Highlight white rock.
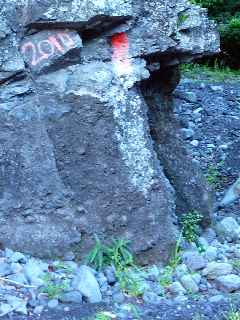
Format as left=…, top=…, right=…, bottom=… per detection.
left=169, top=281, right=186, bottom=295
left=202, top=228, right=216, bottom=244
left=6, top=296, right=27, bottom=315
left=180, top=275, right=199, bottom=293
left=72, top=265, right=102, bottom=303
left=173, top=294, right=188, bottom=304
left=181, top=128, right=194, bottom=140
left=23, top=259, right=44, bottom=286
left=192, top=273, right=201, bottom=285
left=10, top=252, right=27, bottom=263
left=59, top=291, right=82, bottom=303
left=190, top=140, right=199, bottom=147
left=175, top=264, right=188, bottom=279
left=202, top=262, right=233, bottom=279
left=0, top=303, right=12, bottom=315
left=204, top=246, right=218, bottom=262
left=183, top=251, right=206, bottom=271
left=48, top=299, right=59, bottom=309
left=198, top=237, right=209, bottom=249
left=210, top=85, right=223, bottom=92
left=216, top=217, right=240, bottom=241
left=216, top=274, right=240, bottom=292
left=33, top=305, right=44, bottom=315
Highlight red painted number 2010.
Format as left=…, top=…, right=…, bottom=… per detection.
left=21, top=32, right=75, bottom=66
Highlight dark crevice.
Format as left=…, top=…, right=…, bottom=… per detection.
left=140, top=66, right=212, bottom=227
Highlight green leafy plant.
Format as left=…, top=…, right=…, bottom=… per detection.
left=158, top=233, right=183, bottom=288
left=192, top=313, right=204, bottom=320
left=205, top=160, right=227, bottom=190
left=41, top=273, right=69, bottom=299
left=231, top=259, right=240, bottom=271
left=86, top=236, right=134, bottom=271
left=87, top=237, right=145, bottom=297
left=169, top=232, right=183, bottom=270
left=86, top=236, right=108, bottom=270
left=117, top=269, right=145, bottom=297
left=124, top=304, right=141, bottom=319
left=53, top=262, right=74, bottom=274
left=182, top=211, right=203, bottom=243
left=94, top=312, right=115, bottom=320
left=181, top=63, right=240, bottom=81
left=206, top=164, right=221, bottom=187
left=159, top=266, right=173, bottom=287
left=178, top=12, right=189, bottom=27
left=105, top=239, right=134, bottom=270
left=225, top=306, right=240, bottom=320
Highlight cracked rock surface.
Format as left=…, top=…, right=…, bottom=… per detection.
left=0, top=0, right=219, bottom=261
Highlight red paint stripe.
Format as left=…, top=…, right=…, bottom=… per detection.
left=111, top=32, right=132, bottom=74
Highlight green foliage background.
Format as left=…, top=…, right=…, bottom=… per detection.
left=191, top=0, right=240, bottom=68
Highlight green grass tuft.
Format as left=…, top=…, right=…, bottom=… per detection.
left=181, top=63, right=240, bottom=81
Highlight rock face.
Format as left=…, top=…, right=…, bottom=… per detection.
left=0, top=0, right=219, bottom=262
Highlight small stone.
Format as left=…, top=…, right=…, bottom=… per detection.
left=210, top=85, right=223, bottom=92
left=198, top=237, right=209, bottom=249
left=181, top=128, right=194, bottom=140
left=10, top=252, right=27, bottom=263
left=33, top=305, right=44, bottom=315
left=146, top=265, right=161, bottom=281
left=96, top=272, right=108, bottom=290
left=148, top=282, right=165, bottom=296
left=219, top=144, right=228, bottom=151
left=175, top=264, right=188, bottom=279
left=37, top=293, right=49, bottom=306
left=71, top=265, right=102, bottom=303
left=48, top=299, right=59, bottom=309
left=0, top=262, right=12, bottom=276
left=6, top=295, right=27, bottom=315
left=192, top=273, right=201, bottom=285
left=104, top=266, right=117, bottom=284
left=28, top=299, right=38, bottom=308
left=233, top=245, right=240, bottom=258
left=10, top=262, right=23, bottom=274
left=185, top=92, right=198, bottom=103
left=7, top=273, right=28, bottom=285
left=112, top=292, right=125, bottom=303
left=190, top=140, right=199, bottom=147
left=202, top=228, right=216, bottom=244
left=59, top=291, right=82, bottom=304
left=209, top=295, right=225, bottom=303
left=202, top=262, right=233, bottom=279
left=216, top=274, right=240, bottom=292
left=4, top=248, right=14, bottom=259
left=204, top=246, right=218, bottom=262
left=64, top=306, right=70, bottom=312
left=63, top=252, right=75, bottom=261
left=173, top=294, right=188, bottom=304
left=207, top=143, right=215, bottom=149
left=180, top=275, right=199, bottom=293
left=0, top=303, right=12, bottom=314
left=183, top=251, right=206, bottom=271
left=216, top=217, right=240, bottom=241
left=143, top=291, right=164, bottom=304
left=23, top=259, right=44, bottom=286
left=168, top=281, right=186, bottom=296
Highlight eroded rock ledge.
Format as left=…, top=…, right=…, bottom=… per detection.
left=0, top=0, right=219, bottom=262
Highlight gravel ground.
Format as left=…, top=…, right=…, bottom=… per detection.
left=1, top=75, right=240, bottom=320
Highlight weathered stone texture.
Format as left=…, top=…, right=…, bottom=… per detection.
left=0, top=0, right=219, bottom=262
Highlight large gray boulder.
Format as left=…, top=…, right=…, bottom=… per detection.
left=0, top=0, right=219, bottom=263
